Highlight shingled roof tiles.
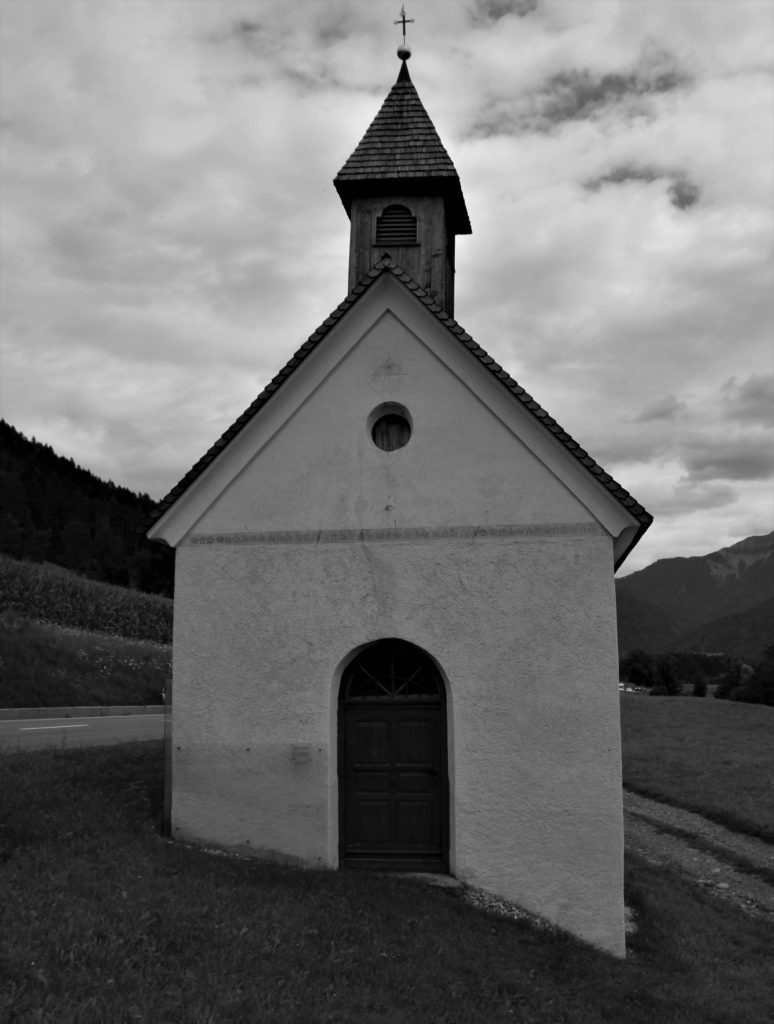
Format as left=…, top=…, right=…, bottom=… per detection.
left=334, top=61, right=471, bottom=234
left=335, top=62, right=459, bottom=180
left=148, top=256, right=652, bottom=563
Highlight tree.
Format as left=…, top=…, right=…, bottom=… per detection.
left=732, top=648, right=774, bottom=707
left=620, top=650, right=657, bottom=689
left=655, top=655, right=682, bottom=695
left=93, top=518, right=128, bottom=585
left=692, top=676, right=707, bottom=697
left=0, top=513, right=25, bottom=558
left=61, top=521, right=92, bottom=572
left=620, top=651, right=684, bottom=695
left=24, top=527, right=51, bottom=562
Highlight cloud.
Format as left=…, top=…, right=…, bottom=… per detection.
left=585, top=164, right=662, bottom=188
left=470, top=0, right=540, bottom=23
left=680, top=435, right=774, bottom=482
left=583, top=164, right=701, bottom=210
left=633, top=394, right=688, bottom=422
left=658, top=480, right=738, bottom=517
left=469, top=45, right=690, bottom=136
left=613, top=460, right=738, bottom=520
left=232, top=19, right=262, bottom=40
left=721, top=374, right=774, bottom=427
left=536, top=61, right=687, bottom=123
left=668, top=176, right=701, bottom=210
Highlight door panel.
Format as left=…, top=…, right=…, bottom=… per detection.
left=342, top=704, right=446, bottom=869
left=350, top=719, right=391, bottom=763
left=394, top=798, right=435, bottom=844
left=354, top=771, right=390, bottom=793
left=394, top=770, right=430, bottom=793
left=394, top=716, right=435, bottom=762
left=355, top=800, right=392, bottom=844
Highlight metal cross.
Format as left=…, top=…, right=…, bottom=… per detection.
left=394, top=5, right=414, bottom=42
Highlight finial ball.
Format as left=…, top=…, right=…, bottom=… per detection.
left=397, top=43, right=412, bottom=61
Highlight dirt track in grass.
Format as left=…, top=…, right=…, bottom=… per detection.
left=624, top=790, right=774, bottom=922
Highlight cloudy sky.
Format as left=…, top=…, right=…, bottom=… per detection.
left=1, top=0, right=772, bottom=574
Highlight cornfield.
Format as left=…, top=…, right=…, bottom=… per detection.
left=0, top=554, right=172, bottom=644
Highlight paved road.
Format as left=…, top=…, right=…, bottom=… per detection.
left=0, top=713, right=166, bottom=752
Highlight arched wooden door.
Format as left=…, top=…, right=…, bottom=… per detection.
left=338, top=639, right=448, bottom=872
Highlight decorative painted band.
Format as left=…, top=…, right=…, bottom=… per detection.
left=188, top=523, right=606, bottom=547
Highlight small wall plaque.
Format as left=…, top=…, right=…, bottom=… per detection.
left=290, top=744, right=312, bottom=764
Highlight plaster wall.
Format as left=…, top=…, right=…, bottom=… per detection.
left=171, top=529, right=625, bottom=955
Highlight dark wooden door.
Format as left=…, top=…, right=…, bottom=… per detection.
left=339, top=640, right=448, bottom=872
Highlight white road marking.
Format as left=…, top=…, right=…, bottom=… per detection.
left=20, top=724, right=89, bottom=731
left=8, top=714, right=165, bottom=724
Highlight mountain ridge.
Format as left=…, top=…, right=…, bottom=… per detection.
left=616, top=531, right=774, bottom=660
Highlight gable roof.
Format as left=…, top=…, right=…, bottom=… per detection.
left=148, top=256, right=652, bottom=563
left=334, top=61, right=471, bottom=235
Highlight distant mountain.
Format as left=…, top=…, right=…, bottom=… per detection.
left=0, top=420, right=173, bottom=595
left=616, top=532, right=774, bottom=660
left=669, top=597, right=774, bottom=661
left=614, top=588, right=683, bottom=655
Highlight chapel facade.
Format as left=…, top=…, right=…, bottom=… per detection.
left=148, top=51, right=651, bottom=957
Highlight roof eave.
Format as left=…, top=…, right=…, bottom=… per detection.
left=613, top=519, right=652, bottom=571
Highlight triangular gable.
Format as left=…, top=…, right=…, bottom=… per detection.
left=147, top=257, right=651, bottom=566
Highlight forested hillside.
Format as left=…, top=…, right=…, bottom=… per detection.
left=0, top=420, right=173, bottom=595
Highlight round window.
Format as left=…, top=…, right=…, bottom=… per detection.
left=369, top=403, right=412, bottom=452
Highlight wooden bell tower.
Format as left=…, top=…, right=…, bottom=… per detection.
left=333, top=56, right=471, bottom=316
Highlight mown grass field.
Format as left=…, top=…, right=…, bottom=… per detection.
left=0, top=555, right=171, bottom=708
left=1, top=741, right=772, bottom=1024
left=0, top=610, right=170, bottom=708
left=620, top=695, right=774, bottom=842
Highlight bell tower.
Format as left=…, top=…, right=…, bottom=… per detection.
left=333, top=49, right=471, bottom=316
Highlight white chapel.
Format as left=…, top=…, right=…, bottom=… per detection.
left=148, top=45, right=652, bottom=957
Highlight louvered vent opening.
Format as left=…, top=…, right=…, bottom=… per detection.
left=375, top=204, right=417, bottom=246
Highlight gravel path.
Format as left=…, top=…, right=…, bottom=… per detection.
left=624, top=790, right=774, bottom=922
left=405, top=792, right=774, bottom=929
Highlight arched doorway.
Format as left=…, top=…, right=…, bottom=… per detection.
left=338, top=639, right=449, bottom=872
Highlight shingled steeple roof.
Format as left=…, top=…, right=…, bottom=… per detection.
left=334, top=61, right=471, bottom=235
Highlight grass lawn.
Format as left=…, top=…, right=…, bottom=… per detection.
left=620, top=695, right=774, bottom=841
left=1, top=743, right=772, bottom=1023
left=0, top=610, right=169, bottom=708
